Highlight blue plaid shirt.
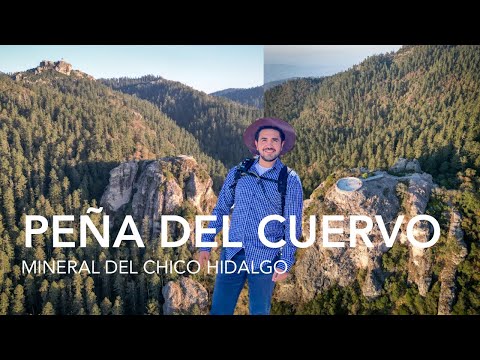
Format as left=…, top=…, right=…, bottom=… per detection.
left=200, top=156, right=303, bottom=272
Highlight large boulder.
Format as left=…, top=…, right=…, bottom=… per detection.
left=162, top=277, right=208, bottom=315
left=389, top=157, right=422, bottom=174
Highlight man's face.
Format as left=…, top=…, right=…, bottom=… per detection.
left=255, top=128, right=284, bottom=162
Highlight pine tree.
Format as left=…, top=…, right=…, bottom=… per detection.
left=48, top=281, right=61, bottom=310
left=146, top=299, right=160, bottom=315
left=39, top=279, right=49, bottom=307
left=91, top=304, right=101, bottom=315
left=72, top=273, right=84, bottom=315
left=11, top=284, right=25, bottom=315
left=84, top=277, right=98, bottom=315
left=41, top=301, right=55, bottom=315
left=112, top=296, right=123, bottom=315
left=0, top=291, right=9, bottom=315
left=23, top=274, right=37, bottom=314
left=100, top=297, right=112, bottom=315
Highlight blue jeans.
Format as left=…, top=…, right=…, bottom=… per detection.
left=210, top=249, right=276, bottom=315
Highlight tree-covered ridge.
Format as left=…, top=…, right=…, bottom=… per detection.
left=210, top=86, right=264, bottom=109
left=266, top=45, right=480, bottom=315
left=266, top=45, right=480, bottom=197
left=265, top=77, right=323, bottom=124
left=102, top=76, right=263, bottom=168
left=0, top=70, right=228, bottom=314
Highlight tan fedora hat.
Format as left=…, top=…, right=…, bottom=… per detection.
left=243, top=117, right=296, bottom=156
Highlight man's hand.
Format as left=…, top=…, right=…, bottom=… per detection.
left=272, top=268, right=289, bottom=282
left=197, top=251, right=210, bottom=269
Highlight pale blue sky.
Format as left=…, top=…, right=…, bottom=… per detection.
left=265, top=45, right=403, bottom=82
left=265, top=45, right=402, bottom=66
left=0, top=45, right=264, bottom=93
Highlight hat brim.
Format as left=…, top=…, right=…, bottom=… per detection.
left=243, top=117, right=296, bottom=156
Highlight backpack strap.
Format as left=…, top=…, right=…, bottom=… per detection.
left=277, top=165, right=292, bottom=216
left=229, top=157, right=256, bottom=193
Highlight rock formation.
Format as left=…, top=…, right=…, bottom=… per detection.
left=14, top=60, right=95, bottom=81
left=101, top=155, right=217, bottom=244
left=389, top=157, right=422, bottom=174
left=276, top=158, right=440, bottom=304
left=162, top=277, right=209, bottom=315
left=437, top=209, right=467, bottom=315
left=100, top=155, right=217, bottom=315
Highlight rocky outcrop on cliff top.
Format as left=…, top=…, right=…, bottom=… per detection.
left=276, top=158, right=439, bottom=303
left=14, top=60, right=95, bottom=81
left=100, top=155, right=217, bottom=244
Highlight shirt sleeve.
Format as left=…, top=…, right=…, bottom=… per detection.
left=199, top=166, right=237, bottom=252
left=276, top=171, right=303, bottom=272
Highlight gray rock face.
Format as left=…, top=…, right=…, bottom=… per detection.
left=294, top=172, right=402, bottom=301
left=279, top=165, right=437, bottom=303
left=101, top=161, right=138, bottom=212
left=37, top=60, right=72, bottom=75
left=437, top=210, right=468, bottom=315
left=162, top=277, right=208, bottom=315
left=406, top=173, right=434, bottom=215
left=55, top=60, right=73, bottom=75
left=100, top=156, right=217, bottom=241
left=400, top=172, right=435, bottom=296
left=100, top=156, right=217, bottom=315
left=389, top=157, right=422, bottom=174
left=405, top=160, right=422, bottom=173
left=14, top=60, right=95, bottom=81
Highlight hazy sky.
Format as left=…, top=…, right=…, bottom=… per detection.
left=265, top=45, right=402, bottom=79
left=0, top=45, right=264, bottom=93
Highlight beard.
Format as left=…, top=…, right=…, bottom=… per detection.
left=259, top=150, right=280, bottom=162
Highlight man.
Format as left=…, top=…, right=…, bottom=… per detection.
left=198, top=117, right=303, bottom=315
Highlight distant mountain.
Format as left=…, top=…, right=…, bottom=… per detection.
left=209, top=80, right=302, bottom=109
left=102, top=76, right=262, bottom=168
left=265, top=63, right=335, bottom=83
left=263, top=79, right=295, bottom=90
left=210, top=86, right=263, bottom=109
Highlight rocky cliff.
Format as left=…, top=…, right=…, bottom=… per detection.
left=14, top=60, right=95, bottom=81
left=437, top=209, right=468, bottom=315
left=162, top=277, right=209, bottom=315
left=100, top=155, right=217, bottom=314
left=101, top=155, right=217, bottom=244
left=275, top=158, right=466, bottom=315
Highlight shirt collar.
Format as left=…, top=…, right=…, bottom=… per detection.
left=253, top=156, right=284, bottom=172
